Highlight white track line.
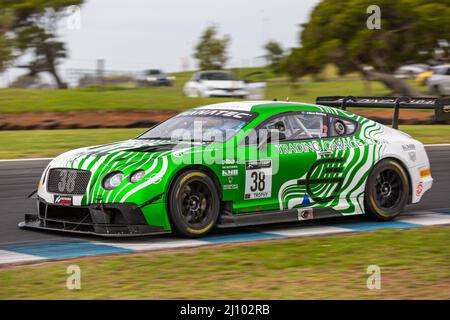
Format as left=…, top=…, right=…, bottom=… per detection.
left=424, top=143, right=450, bottom=147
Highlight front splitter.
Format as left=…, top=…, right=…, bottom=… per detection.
left=19, top=214, right=170, bottom=238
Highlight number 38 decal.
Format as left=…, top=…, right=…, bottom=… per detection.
left=245, top=160, right=272, bottom=199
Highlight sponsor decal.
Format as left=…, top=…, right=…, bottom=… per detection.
left=224, top=184, right=239, bottom=190
left=180, top=109, right=256, bottom=120
left=245, top=160, right=272, bottom=199
left=419, top=167, right=431, bottom=178
left=416, top=182, right=424, bottom=197
left=54, top=194, right=73, bottom=206
left=227, top=176, right=234, bottom=184
left=222, top=169, right=238, bottom=176
left=221, top=159, right=236, bottom=165
left=402, top=144, right=416, bottom=152
left=408, top=151, right=416, bottom=162
left=222, top=165, right=238, bottom=169
left=275, top=138, right=387, bottom=155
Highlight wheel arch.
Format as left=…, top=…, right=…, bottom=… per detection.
left=167, top=165, right=223, bottom=200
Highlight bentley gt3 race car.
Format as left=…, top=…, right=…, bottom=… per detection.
left=20, top=96, right=449, bottom=237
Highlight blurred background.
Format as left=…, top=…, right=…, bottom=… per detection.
left=0, top=0, right=449, bottom=158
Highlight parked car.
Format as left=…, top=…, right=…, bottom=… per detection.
left=136, top=69, right=174, bottom=86
left=426, top=65, right=450, bottom=96
left=183, top=70, right=265, bottom=99
left=395, top=64, right=430, bottom=79
left=242, top=71, right=267, bottom=100
left=416, top=65, right=446, bottom=86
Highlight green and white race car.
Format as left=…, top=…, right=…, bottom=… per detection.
left=21, top=96, right=448, bottom=237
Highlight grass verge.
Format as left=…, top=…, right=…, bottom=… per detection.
left=0, top=74, right=429, bottom=113
left=0, top=125, right=448, bottom=159
left=0, top=226, right=449, bottom=299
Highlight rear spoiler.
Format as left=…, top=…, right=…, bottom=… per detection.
left=315, top=96, right=450, bottom=129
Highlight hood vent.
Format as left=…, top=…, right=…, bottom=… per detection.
left=126, top=144, right=179, bottom=153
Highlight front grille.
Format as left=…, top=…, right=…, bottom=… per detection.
left=47, top=168, right=91, bottom=195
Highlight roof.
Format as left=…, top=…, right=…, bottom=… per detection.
left=195, top=100, right=327, bottom=115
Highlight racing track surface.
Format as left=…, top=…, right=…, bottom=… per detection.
left=0, top=145, right=449, bottom=265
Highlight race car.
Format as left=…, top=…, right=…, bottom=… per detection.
left=20, top=97, right=449, bottom=238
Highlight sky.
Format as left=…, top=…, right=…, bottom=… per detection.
left=1, top=0, right=321, bottom=86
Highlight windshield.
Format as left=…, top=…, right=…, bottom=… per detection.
left=202, top=72, right=234, bottom=81
left=138, top=109, right=257, bottom=142
left=146, top=70, right=161, bottom=75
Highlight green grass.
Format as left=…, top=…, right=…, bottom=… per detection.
left=0, top=226, right=449, bottom=299
left=0, top=128, right=143, bottom=158
left=0, top=125, right=448, bottom=159
left=401, top=125, right=450, bottom=144
left=0, top=66, right=430, bottom=113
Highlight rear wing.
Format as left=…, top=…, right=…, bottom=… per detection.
left=315, top=96, right=450, bottom=129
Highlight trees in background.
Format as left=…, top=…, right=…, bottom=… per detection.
left=0, top=0, right=83, bottom=88
left=284, top=0, right=450, bottom=95
left=194, top=25, right=230, bottom=70
left=263, top=40, right=284, bottom=74
left=0, top=8, right=14, bottom=71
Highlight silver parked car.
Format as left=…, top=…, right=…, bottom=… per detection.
left=426, top=65, right=450, bottom=96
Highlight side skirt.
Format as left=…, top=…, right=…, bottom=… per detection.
left=216, top=207, right=348, bottom=229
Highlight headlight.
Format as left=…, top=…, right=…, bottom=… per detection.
left=102, top=172, right=124, bottom=190
left=130, top=170, right=145, bottom=183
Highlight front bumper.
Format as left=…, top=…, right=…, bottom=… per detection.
left=19, top=200, right=168, bottom=237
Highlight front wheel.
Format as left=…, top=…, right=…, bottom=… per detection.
left=168, top=170, right=220, bottom=238
left=364, top=159, right=409, bottom=220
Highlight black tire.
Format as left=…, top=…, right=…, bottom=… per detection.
left=433, top=85, right=443, bottom=97
left=364, top=159, right=409, bottom=221
left=168, top=170, right=220, bottom=238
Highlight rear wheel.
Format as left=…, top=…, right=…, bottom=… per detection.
left=168, top=170, right=220, bottom=238
left=364, top=159, right=409, bottom=220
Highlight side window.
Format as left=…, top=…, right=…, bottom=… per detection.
left=289, top=113, right=327, bottom=140
left=259, top=115, right=294, bottom=141
left=329, top=117, right=357, bottom=137
left=446, top=68, right=450, bottom=76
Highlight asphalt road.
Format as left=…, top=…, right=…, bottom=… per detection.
left=1, top=145, right=449, bottom=246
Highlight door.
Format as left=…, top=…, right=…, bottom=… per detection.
left=234, top=111, right=329, bottom=213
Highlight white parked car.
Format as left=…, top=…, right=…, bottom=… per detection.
left=183, top=71, right=265, bottom=99
left=426, top=65, right=450, bottom=96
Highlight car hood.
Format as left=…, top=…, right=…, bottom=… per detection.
left=49, top=139, right=202, bottom=171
